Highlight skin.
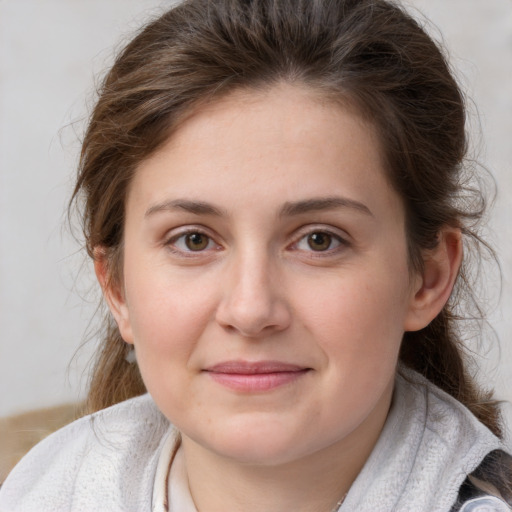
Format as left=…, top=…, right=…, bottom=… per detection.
left=98, top=84, right=462, bottom=512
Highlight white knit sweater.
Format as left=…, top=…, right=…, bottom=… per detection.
left=0, top=370, right=508, bottom=512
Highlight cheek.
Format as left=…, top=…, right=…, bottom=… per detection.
left=293, top=270, right=407, bottom=428
left=296, top=267, right=409, bottom=362
left=122, top=261, right=219, bottom=374
left=123, top=270, right=219, bottom=422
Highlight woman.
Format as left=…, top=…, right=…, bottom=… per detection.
left=1, top=0, right=510, bottom=511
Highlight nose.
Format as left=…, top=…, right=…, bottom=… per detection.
left=215, top=251, right=291, bottom=338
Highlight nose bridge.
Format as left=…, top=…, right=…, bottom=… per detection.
left=216, top=242, right=290, bottom=337
left=236, top=246, right=272, bottom=304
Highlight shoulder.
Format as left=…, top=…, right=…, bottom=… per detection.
left=397, top=369, right=512, bottom=512
left=452, top=449, right=512, bottom=512
left=0, top=394, right=173, bottom=512
left=397, top=368, right=502, bottom=456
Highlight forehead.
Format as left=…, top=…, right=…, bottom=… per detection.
left=128, top=83, right=402, bottom=222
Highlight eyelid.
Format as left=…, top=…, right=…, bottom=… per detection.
left=164, top=225, right=223, bottom=256
left=288, top=225, right=351, bottom=254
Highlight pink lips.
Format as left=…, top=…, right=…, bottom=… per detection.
left=204, top=361, right=310, bottom=392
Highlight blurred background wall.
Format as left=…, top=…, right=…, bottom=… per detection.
left=0, top=0, right=511, bottom=444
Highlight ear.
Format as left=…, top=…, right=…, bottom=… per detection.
left=404, top=227, right=463, bottom=332
left=94, top=247, right=134, bottom=344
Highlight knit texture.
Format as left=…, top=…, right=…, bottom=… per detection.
left=340, top=369, right=505, bottom=511
left=0, top=394, right=169, bottom=512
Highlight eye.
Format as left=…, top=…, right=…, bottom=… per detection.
left=167, top=230, right=218, bottom=253
left=294, top=230, right=345, bottom=253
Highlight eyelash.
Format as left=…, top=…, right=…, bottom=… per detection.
left=290, top=228, right=349, bottom=257
left=163, top=226, right=350, bottom=258
left=164, top=228, right=221, bottom=257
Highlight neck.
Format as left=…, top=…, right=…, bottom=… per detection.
left=183, top=443, right=351, bottom=512
left=180, top=387, right=393, bottom=512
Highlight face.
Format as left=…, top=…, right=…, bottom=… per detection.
left=109, top=84, right=422, bottom=466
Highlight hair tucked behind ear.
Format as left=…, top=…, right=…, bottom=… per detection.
left=83, top=319, right=145, bottom=412
left=72, top=0, right=502, bottom=436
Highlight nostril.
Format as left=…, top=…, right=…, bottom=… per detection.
left=215, top=297, right=292, bottom=338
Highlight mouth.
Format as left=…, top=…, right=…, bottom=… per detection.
left=203, top=361, right=311, bottom=392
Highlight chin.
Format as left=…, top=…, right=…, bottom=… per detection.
left=214, top=438, right=305, bottom=466
left=185, top=415, right=327, bottom=467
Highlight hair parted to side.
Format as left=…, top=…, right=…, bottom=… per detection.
left=71, top=0, right=502, bottom=435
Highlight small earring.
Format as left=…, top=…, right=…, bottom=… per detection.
left=125, top=347, right=137, bottom=364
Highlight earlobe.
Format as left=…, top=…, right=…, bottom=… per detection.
left=404, top=228, right=463, bottom=332
left=93, top=247, right=134, bottom=344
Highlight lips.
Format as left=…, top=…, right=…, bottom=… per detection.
left=204, top=361, right=310, bottom=392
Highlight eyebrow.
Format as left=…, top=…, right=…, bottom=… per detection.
left=279, top=197, right=373, bottom=217
left=145, top=199, right=227, bottom=218
left=145, top=196, right=373, bottom=218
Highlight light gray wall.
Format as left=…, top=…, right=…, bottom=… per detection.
left=1, top=0, right=511, bottom=443
left=0, top=0, right=171, bottom=414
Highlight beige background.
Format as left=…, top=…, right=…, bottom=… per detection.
left=0, top=1, right=511, bottom=446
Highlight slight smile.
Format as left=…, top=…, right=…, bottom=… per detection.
left=204, top=361, right=312, bottom=392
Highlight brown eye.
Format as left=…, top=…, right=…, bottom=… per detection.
left=307, top=232, right=333, bottom=251
left=185, top=232, right=210, bottom=251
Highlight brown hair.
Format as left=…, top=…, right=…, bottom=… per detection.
left=72, top=0, right=502, bottom=435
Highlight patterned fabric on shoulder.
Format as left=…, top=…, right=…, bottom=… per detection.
left=453, top=450, right=512, bottom=512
